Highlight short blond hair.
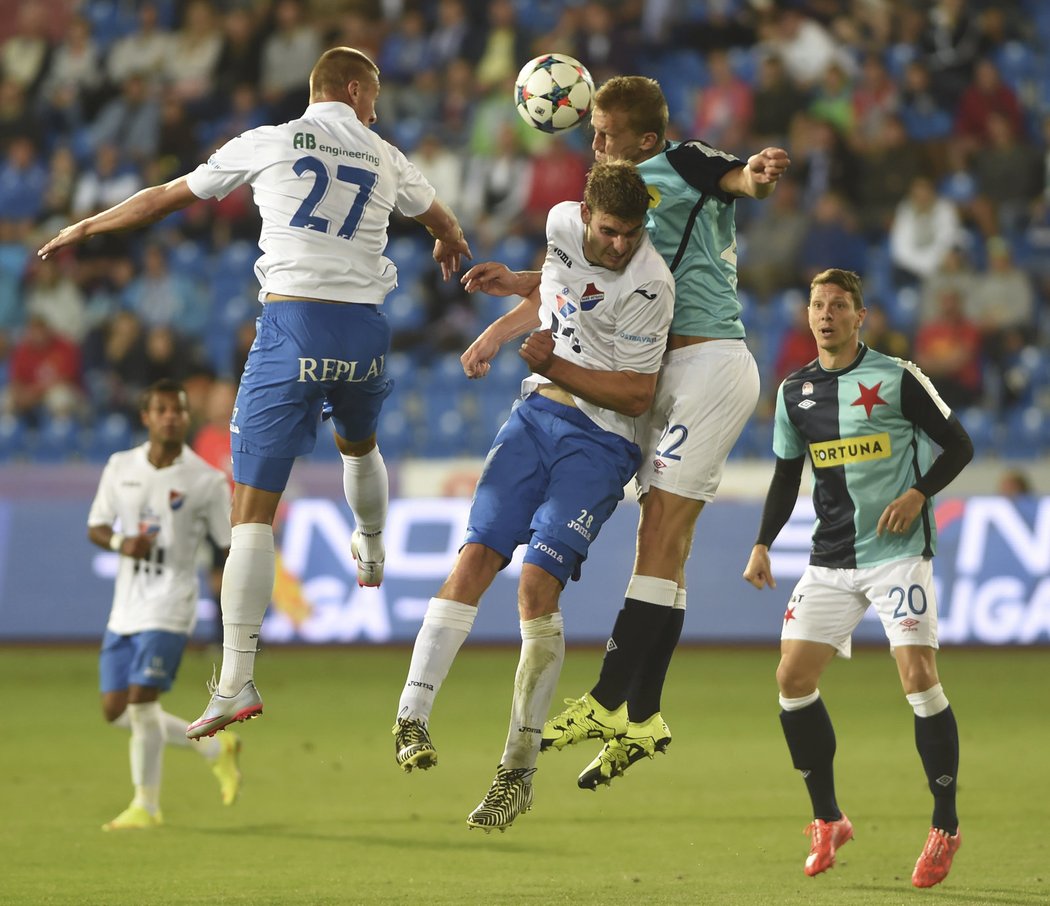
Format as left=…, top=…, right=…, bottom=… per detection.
left=593, top=76, right=668, bottom=144
left=310, top=47, right=379, bottom=100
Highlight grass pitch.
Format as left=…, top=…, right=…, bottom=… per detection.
left=1, top=645, right=1047, bottom=905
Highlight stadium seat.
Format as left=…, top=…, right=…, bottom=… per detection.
left=957, top=407, right=999, bottom=458
left=384, top=280, right=427, bottom=333
left=1002, top=406, right=1050, bottom=457
left=34, top=416, right=79, bottom=464
left=0, top=415, right=29, bottom=462
left=82, top=413, right=134, bottom=463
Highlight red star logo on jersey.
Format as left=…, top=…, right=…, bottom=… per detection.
left=783, top=606, right=796, bottom=623
left=851, top=381, right=888, bottom=418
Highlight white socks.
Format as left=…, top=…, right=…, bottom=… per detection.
left=779, top=689, right=821, bottom=711
left=625, top=575, right=679, bottom=607
left=500, top=612, right=565, bottom=770
left=907, top=683, right=950, bottom=718
left=217, top=523, right=275, bottom=696
left=112, top=707, right=219, bottom=759
left=127, top=701, right=163, bottom=812
left=342, top=447, right=388, bottom=559
left=398, top=598, right=477, bottom=721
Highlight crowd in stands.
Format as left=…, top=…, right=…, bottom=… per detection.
left=0, top=0, right=1048, bottom=464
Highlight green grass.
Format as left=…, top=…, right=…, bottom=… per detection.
left=2, top=645, right=1047, bottom=905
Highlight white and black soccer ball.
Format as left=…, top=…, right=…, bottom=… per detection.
left=514, top=53, right=595, bottom=134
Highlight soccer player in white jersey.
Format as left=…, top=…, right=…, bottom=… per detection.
left=39, top=48, right=472, bottom=740
left=391, top=160, right=675, bottom=832
left=461, top=76, right=790, bottom=789
left=88, top=380, right=236, bottom=831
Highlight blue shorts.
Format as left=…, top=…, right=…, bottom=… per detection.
left=99, top=629, right=188, bottom=694
left=232, top=301, right=394, bottom=491
left=464, top=394, right=641, bottom=585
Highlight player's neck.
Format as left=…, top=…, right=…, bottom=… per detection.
left=147, top=442, right=182, bottom=469
left=818, top=341, right=863, bottom=372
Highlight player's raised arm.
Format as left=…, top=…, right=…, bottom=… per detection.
left=462, top=262, right=541, bottom=298
left=37, top=176, right=199, bottom=260
left=415, top=197, right=472, bottom=281
left=461, top=291, right=542, bottom=379
left=719, top=147, right=791, bottom=200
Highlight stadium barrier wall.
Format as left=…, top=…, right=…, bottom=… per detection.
left=0, top=465, right=1047, bottom=645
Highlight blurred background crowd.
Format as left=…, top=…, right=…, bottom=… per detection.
left=0, top=0, right=1048, bottom=467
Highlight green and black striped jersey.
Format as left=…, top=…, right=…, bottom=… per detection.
left=773, top=345, right=959, bottom=569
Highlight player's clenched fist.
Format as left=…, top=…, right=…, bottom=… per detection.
left=519, top=329, right=556, bottom=373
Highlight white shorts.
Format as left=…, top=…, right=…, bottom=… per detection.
left=781, top=556, right=940, bottom=658
left=635, top=340, right=760, bottom=502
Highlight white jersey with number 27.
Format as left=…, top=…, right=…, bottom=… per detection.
left=186, top=102, right=437, bottom=305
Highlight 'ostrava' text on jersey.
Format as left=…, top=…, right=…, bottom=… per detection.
left=186, top=102, right=436, bottom=304
left=774, top=346, right=954, bottom=569
left=637, top=139, right=744, bottom=339
left=523, top=201, right=675, bottom=444
left=88, top=445, right=232, bottom=636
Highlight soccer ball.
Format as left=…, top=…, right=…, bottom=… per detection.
left=514, top=53, right=595, bottom=134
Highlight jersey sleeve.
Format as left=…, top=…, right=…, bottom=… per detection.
left=772, top=381, right=806, bottom=459
left=666, top=141, right=744, bottom=203
left=203, top=472, right=233, bottom=549
left=899, top=362, right=974, bottom=497
left=611, top=279, right=674, bottom=374
left=387, top=142, right=437, bottom=218
left=87, top=458, right=119, bottom=528
left=186, top=132, right=258, bottom=201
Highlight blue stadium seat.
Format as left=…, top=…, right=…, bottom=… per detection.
left=957, top=407, right=999, bottom=458
left=0, top=415, right=29, bottom=462
left=387, top=236, right=430, bottom=285
left=1002, top=406, right=1049, bottom=457
left=475, top=387, right=515, bottom=440
left=419, top=403, right=472, bottom=458
left=82, top=413, right=135, bottom=463
left=384, top=350, right=421, bottom=394
left=384, top=280, right=427, bottom=333
left=34, top=416, right=79, bottom=464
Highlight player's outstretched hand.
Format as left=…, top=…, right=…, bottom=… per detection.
left=519, top=329, right=555, bottom=373
left=38, top=220, right=90, bottom=260
left=461, top=333, right=500, bottom=379
left=742, top=545, right=776, bottom=590
left=461, top=261, right=517, bottom=296
left=433, top=234, right=473, bottom=281
left=747, top=147, right=791, bottom=185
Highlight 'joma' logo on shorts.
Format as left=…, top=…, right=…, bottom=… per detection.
left=532, top=541, right=564, bottom=563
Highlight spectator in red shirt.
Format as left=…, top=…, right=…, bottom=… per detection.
left=521, top=138, right=589, bottom=243
left=3, top=313, right=82, bottom=425
left=954, top=57, right=1023, bottom=155
left=914, top=287, right=983, bottom=410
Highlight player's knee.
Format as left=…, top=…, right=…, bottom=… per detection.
left=517, top=562, right=565, bottom=621
left=776, top=661, right=817, bottom=699
left=103, top=702, right=126, bottom=723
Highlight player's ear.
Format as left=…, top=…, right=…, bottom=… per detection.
left=580, top=202, right=591, bottom=225
left=639, top=131, right=658, bottom=152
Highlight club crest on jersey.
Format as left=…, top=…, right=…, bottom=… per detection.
left=556, top=293, right=578, bottom=316
left=802, top=382, right=814, bottom=396
left=169, top=490, right=185, bottom=510
left=580, top=282, right=605, bottom=311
